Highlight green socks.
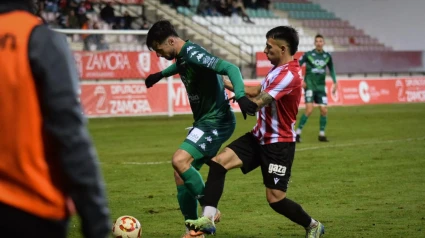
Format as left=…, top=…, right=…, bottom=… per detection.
left=177, top=166, right=205, bottom=220
left=298, top=114, right=309, bottom=130
left=320, top=115, right=327, bottom=132
left=180, top=166, right=205, bottom=198
left=177, top=185, right=198, bottom=220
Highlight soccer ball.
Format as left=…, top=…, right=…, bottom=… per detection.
left=112, top=215, right=142, bottom=238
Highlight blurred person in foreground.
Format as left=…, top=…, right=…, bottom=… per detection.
left=0, top=0, right=110, bottom=237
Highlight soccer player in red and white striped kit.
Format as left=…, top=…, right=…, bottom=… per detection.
left=185, top=26, right=325, bottom=238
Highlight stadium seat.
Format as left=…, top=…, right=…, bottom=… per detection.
left=175, top=0, right=387, bottom=54
left=177, top=6, right=194, bottom=17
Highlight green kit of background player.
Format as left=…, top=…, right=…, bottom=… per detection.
left=144, top=20, right=257, bottom=238
left=296, top=34, right=337, bottom=142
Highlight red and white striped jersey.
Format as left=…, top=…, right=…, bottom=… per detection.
left=252, top=60, right=303, bottom=144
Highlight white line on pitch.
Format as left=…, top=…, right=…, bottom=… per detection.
left=296, top=136, right=425, bottom=152
left=113, top=136, right=425, bottom=165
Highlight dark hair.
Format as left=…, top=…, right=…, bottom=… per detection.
left=266, top=26, right=299, bottom=56
left=315, top=34, right=324, bottom=40
left=146, top=20, right=179, bottom=50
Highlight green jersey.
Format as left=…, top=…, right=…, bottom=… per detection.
left=299, top=49, right=336, bottom=91
left=161, top=41, right=245, bottom=125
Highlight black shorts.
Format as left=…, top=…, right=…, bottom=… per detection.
left=227, top=132, right=296, bottom=192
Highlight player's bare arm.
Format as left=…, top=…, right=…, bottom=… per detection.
left=223, top=78, right=261, bottom=97
left=251, top=91, right=274, bottom=111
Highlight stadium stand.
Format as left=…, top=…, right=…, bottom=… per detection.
left=38, top=0, right=147, bottom=51
left=168, top=0, right=333, bottom=54
left=42, top=0, right=398, bottom=77
left=42, top=0, right=390, bottom=53
left=169, top=0, right=390, bottom=53
left=271, top=0, right=390, bottom=51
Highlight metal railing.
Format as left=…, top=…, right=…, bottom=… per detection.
left=148, top=1, right=256, bottom=69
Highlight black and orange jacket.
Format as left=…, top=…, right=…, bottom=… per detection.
left=0, top=2, right=109, bottom=238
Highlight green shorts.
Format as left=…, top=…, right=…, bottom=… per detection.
left=305, top=90, right=328, bottom=105
left=180, top=123, right=235, bottom=170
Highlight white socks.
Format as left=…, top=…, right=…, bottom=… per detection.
left=296, top=128, right=302, bottom=135
left=319, top=131, right=325, bottom=136
left=309, top=218, right=318, bottom=228
left=203, top=206, right=217, bottom=220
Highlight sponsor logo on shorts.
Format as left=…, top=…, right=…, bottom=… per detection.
left=274, top=177, right=280, bottom=184
left=187, top=128, right=204, bottom=143
left=268, top=164, right=286, bottom=176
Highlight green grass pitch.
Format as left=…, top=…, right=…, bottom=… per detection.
left=68, top=103, right=425, bottom=238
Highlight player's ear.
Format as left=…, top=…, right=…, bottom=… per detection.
left=168, top=37, right=174, bottom=46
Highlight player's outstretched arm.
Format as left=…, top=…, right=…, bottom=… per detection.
left=223, top=78, right=261, bottom=97
left=213, top=60, right=246, bottom=100
left=29, top=25, right=110, bottom=238
left=145, top=63, right=179, bottom=88
left=186, top=47, right=257, bottom=117
left=162, top=62, right=179, bottom=77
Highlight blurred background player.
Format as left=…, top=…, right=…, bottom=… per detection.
left=0, top=0, right=110, bottom=237
left=144, top=20, right=257, bottom=238
left=296, top=34, right=337, bottom=142
left=186, top=26, right=325, bottom=238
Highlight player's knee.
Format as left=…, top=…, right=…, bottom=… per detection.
left=171, top=156, right=186, bottom=171
left=266, top=188, right=286, bottom=203
left=211, top=147, right=242, bottom=170
left=172, top=150, right=192, bottom=172
left=211, top=153, right=226, bottom=167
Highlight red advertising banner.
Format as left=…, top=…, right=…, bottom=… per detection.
left=74, top=51, right=170, bottom=80
left=320, top=78, right=425, bottom=106
left=80, top=82, right=168, bottom=117
left=80, top=78, right=425, bottom=117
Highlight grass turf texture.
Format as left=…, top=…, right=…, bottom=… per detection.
left=68, top=103, right=425, bottom=238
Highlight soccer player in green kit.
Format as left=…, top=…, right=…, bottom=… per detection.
left=144, top=20, right=257, bottom=238
left=296, top=34, right=337, bottom=142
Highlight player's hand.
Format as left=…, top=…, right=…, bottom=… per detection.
left=145, top=72, right=163, bottom=88
left=237, top=96, right=257, bottom=120
left=302, top=81, right=307, bottom=89
left=332, top=83, right=338, bottom=95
